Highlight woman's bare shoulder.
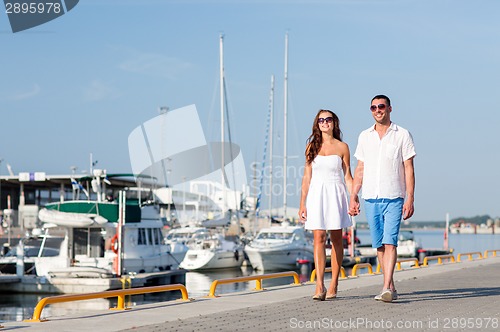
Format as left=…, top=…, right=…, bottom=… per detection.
left=335, top=140, right=349, bottom=151
left=333, top=141, right=350, bottom=159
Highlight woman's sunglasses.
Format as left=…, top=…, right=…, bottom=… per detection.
left=317, top=117, right=333, bottom=124
left=370, top=104, right=387, bottom=112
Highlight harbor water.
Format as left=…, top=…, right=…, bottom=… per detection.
left=1, top=229, right=499, bottom=323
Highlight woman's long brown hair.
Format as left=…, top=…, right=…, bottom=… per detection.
left=305, top=109, right=342, bottom=164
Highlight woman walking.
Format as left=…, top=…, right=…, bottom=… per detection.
left=299, top=109, right=353, bottom=300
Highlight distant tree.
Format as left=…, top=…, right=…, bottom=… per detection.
left=451, top=215, right=491, bottom=225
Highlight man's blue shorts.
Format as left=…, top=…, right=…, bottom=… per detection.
left=364, top=198, right=404, bottom=248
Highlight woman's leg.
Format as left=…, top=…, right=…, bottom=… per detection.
left=313, top=230, right=327, bottom=295
left=327, top=229, right=343, bottom=296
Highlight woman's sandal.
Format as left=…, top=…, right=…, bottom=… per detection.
left=312, top=289, right=327, bottom=301
left=326, top=286, right=337, bottom=300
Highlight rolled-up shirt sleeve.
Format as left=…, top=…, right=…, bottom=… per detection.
left=354, top=134, right=365, bottom=162
left=402, top=131, right=416, bottom=161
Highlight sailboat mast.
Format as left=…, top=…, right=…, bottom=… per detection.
left=220, top=34, right=226, bottom=212
left=269, top=75, right=275, bottom=220
left=283, top=32, right=289, bottom=219
left=444, top=212, right=450, bottom=250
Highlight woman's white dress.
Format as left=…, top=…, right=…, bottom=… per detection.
left=305, top=155, right=352, bottom=230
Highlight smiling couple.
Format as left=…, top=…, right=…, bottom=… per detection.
left=299, top=94, right=416, bottom=303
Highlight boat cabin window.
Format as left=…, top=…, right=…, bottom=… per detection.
left=154, top=229, right=163, bottom=245
left=4, top=246, right=59, bottom=257
left=292, top=232, right=304, bottom=242
left=165, top=233, right=175, bottom=240
left=147, top=228, right=153, bottom=245
left=138, top=228, right=147, bottom=245
left=166, top=231, right=194, bottom=241
left=256, top=232, right=293, bottom=240
left=136, top=228, right=162, bottom=246
left=73, top=228, right=105, bottom=258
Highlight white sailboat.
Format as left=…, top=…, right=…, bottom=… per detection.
left=244, top=223, right=314, bottom=270
left=283, top=32, right=289, bottom=219
left=356, top=230, right=421, bottom=258
left=179, top=230, right=244, bottom=270
left=164, top=226, right=208, bottom=263
left=178, top=35, right=245, bottom=270
left=245, top=33, right=315, bottom=271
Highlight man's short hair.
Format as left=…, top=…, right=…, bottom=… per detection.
left=372, top=94, right=391, bottom=106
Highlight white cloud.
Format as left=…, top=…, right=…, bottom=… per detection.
left=83, top=80, right=120, bottom=102
left=3, top=84, right=41, bottom=101
left=118, top=52, right=193, bottom=79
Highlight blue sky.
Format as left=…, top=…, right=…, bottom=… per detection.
left=1, top=0, right=500, bottom=221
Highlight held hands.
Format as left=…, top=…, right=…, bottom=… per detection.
left=348, top=195, right=360, bottom=216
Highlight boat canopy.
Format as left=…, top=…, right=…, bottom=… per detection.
left=44, top=200, right=142, bottom=223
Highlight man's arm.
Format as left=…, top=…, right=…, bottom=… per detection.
left=402, top=157, right=415, bottom=220
left=348, top=160, right=364, bottom=216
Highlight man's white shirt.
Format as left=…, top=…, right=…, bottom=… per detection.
left=354, top=122, right=416, bottom=200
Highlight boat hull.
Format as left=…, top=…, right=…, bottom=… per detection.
left=180, top=248, right=244, bottom=270
left=245, top=246, right=314, bottom=271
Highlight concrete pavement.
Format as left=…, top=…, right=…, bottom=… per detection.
left=1, top=256, right=499, bottom=331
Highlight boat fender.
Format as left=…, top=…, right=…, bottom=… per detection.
left=234, top=250, right=239, bottom=261
left=111, top=234, right=119, bottom=254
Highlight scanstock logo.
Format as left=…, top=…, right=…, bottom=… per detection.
left=3, top=0, right=79, bottom=33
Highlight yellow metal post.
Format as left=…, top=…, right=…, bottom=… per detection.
left=351, top=263, right=374, bottom=277
left=208, top=271, right=300, bottom=298
left=309, top=267, right=346, bottom=283
left=26, top=284, right=189, bottom=322
left=423, top=254, right=455, bottom=266
left=255, top=279, right=263, bottom=291
left=484, top=249, right=500, bottom=258
left=457, top=252, right=483, bottom=262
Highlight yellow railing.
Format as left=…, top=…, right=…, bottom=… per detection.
left=396, top=257, right=420, bottom=270
left=375, top=257, right=420, bottom=273
left=423, top=254, right=455, bottom=266
left=457, top=251, right=483, bottom=262
left=351, top=263, right=374, bottom=276
left=484, top=249, right=500, bottom=258
left=207, top=271, right=300, bottom=298
left=25, top=284, right=189, bottom=322
left=309, top=267, right=347, bottom=283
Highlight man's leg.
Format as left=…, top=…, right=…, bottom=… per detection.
left=381, top=244, right=397, bottom=290
left=376, top=246, right=395, bottom=291
left=378, top=198, right=404, bottom=301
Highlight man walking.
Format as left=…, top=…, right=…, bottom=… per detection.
left=349, top=94, right=416, bottom=302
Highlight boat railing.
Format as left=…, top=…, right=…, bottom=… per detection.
left=207, top=271, right=300, bottom=298
left=25, top=284, right=189, bottom=322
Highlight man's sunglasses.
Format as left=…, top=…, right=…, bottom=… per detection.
left=318, top=117, right=334, bottom=124
left=370, top=104, right=387, bottom=112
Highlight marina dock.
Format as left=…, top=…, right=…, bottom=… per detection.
left=1, top=255, right=499, bottom=331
